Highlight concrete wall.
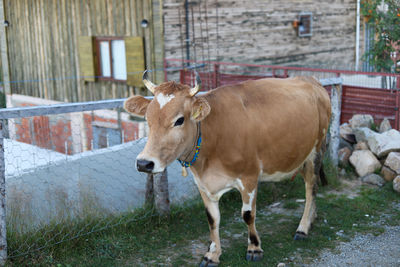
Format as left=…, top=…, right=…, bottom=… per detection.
left=6, top=138, right=198, bottom=232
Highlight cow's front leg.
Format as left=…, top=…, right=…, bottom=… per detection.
left=239, top=184, right=263, bottom=261
left=199, top=190, right=221, bottom=267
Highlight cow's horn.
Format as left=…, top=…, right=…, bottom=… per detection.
left=142, top=70, right=157, bottom=94
left=189, top=70, right=201, bottom=96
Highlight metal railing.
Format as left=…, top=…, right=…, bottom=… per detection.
left=0, top=97, right=150, bottom=263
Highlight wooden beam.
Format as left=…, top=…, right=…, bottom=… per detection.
left=0, top=0, right=11, bottom=102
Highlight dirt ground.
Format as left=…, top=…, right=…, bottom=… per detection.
left=306, top=224, right=400, bottom=267
left=299, top=180, right=400, bottom=267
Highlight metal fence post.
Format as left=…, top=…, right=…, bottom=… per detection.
left=328, top=83, right=342, bottom=166
left=0, top=121, right=7, bottom=265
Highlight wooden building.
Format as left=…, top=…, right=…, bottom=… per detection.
left=0, top=0, right=164, bottom=103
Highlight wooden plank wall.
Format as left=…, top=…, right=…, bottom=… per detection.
left=4, top=0, right=163, bottom=102
left=164, top=0, right=364, bottom=70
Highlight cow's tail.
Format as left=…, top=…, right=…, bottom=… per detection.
left=315, top=139, right=328, bottom=186
left=319, top=161, right=328, bottom=186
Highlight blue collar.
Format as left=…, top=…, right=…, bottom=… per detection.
left=178, top=124, right=202, bottom=168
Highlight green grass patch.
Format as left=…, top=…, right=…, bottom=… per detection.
left=283, top=199, right=301, bottom=209
left=322, top=156, right=340, bottom=188
left=6, top=172, right=400, bottom=266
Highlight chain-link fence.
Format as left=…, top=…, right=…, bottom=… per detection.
left=0, top=98, right=199, bottom=262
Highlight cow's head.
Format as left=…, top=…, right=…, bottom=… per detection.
left=124, top=71, right=211, bottom=173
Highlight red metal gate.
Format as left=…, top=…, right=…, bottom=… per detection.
left=341, top=85, right=398, bottom=128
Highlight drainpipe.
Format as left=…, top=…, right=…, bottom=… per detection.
left=185, top=0, right=190, bottom=65
left=356, top=0, right=360, bottom=70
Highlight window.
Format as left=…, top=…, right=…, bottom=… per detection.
left=92, top=121, right=122, bottom=149
left=78, top=36, right=144, bottom=86
left=298, top=13, right=312, bottom=37
left=96, top=37, right=127, bottom=81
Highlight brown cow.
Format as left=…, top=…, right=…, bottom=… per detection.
left=124, top=71, right=331, bottom=266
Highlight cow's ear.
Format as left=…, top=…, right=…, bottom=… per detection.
left=191, top=97, right=211, bottom=122
left=124, top=96, right=151, bottom=117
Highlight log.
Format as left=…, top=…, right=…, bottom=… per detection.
left=153, top=169, right=170, bottom=216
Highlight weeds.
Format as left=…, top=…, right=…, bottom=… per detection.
left=370, top=122, right=379, bottom=132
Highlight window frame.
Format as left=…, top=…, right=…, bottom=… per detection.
left=298, top=12, right=312, bottom=37
left=95, top=36, right=127, bottom=82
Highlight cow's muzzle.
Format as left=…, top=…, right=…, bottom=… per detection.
left=136, top=159, right=155, bottom=173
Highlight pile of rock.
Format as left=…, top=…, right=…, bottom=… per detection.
left=338, top=114, right=400, bottom=193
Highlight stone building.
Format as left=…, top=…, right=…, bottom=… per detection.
left=164, top=0, right=365, bottom=70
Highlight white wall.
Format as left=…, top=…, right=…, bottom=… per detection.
left=6, top=138, right=198, bottom=232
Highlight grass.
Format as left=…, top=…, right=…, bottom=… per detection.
left=6, top=164, right=400, bottom=266
left=0, top=91, right=5, bottom=108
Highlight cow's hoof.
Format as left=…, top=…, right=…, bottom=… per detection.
left=294, top=231, right=308, bottom=240
left=245, top=250, right=263, bottom=262
left=199, top=257, right=218, bottom=267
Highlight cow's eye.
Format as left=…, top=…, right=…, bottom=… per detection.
left=174, top=117, right=185, bottom=126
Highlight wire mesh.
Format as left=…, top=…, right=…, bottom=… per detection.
left=2, top=103, right=198, bottom=259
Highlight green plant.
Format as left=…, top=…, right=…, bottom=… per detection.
left=344, top=164, right=356, bottom=176
left=322, top=156, right=340, bottom=188
left=0, top=92, right=5, bottom=108
left=361, top=0, right=400, bottom=75
left=283, top=199, right=301, bottom=209
left=370, top=122, right=379, bottom=132
left=374, top=167, right=382, bottom=174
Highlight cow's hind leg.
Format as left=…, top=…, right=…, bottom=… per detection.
left=295, top=158, right=318, bottom=240
left=199, top=190, right=221, bottom=267
left=239, top=183, right=263, bottom=261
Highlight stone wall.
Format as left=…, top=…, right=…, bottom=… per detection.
left=164, top=0, right=363, bottom=69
